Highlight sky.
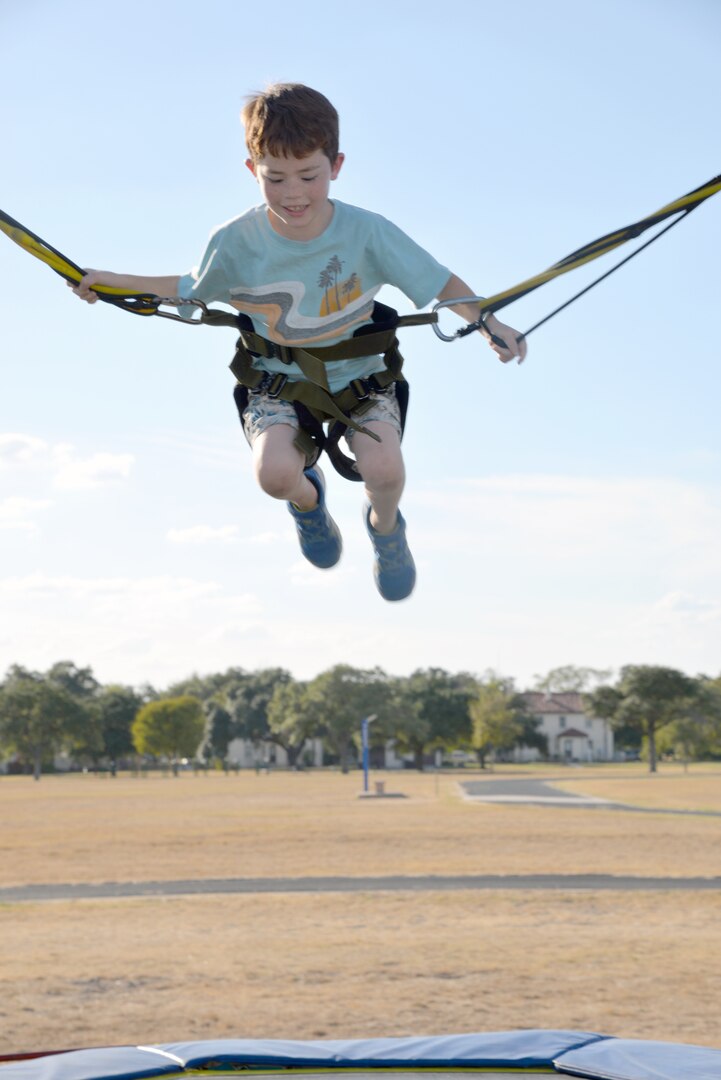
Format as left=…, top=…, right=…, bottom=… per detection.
left=1, top=0, right=720, bottom=691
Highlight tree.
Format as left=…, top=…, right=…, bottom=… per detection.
left=44, top=661, right=105, bottom=768
left=227, top=668, right=293, bottom=747
left=534, top=665, right=612, bottom=694
left=97, top=685, right=144, bottom=773
left=390, top=668, right=474, bottom=770
left=266, top=680, right=320, bottom=767
left=167, top=668, right=247, bottom=704
left=46, top=660, right=100, bottom=700
left=587, top=665, right=701, bottom=772
left=385, top=676, right=430, bottom=769
left=655, top=679, right=721, bottom=766
left=469, top=675, right=523, bottom=768
left=132, top=695, right=205, bottom=774
left=199, top=699, right=235, bottom=766
left=307, top=665, right=389, bottom=772
left=468, top=673, right=547, bottom=767
left=0, top=665, right=90, bottom=779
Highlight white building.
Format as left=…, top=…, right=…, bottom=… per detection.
left=226, top=736, right=324, bottom=769
left=516, top=691, right=614, bottom=762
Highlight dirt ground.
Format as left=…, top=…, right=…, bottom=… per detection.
left=1, top=766, right=720, bottom=1054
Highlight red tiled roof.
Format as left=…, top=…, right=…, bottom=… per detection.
left=556, top=728, right=589, bottom=739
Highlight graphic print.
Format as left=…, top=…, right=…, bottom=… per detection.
left=230, top=262, right=375, bottom=346
left=317, top=256, right=362, bottom=315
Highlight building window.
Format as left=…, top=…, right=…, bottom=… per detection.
left=586, top=717, right=593, bottom=730
left=559, top=716, right=566, bottom=727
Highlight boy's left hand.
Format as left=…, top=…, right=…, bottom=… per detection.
left=483, top=316, right=527, bottom=365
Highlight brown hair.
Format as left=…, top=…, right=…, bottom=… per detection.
left=242, top=83, right=339, bottom=163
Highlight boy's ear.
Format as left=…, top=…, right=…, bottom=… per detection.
left=330, top=153, right=345, bottom=180
left=245, top=158, right=258, bottom=177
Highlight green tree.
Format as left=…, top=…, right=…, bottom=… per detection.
left=46, top=660, right=100, bottom=699
left=385, top=676, right=429, bottom=769
left=200, top=699, right=235, bottom=766
left=390, top=668, right=474, bottom=770
left=266, top=680, right=320, bottom=767
left=587, top=665, right=701, bottom=772
left=97, top=685, right=144, bottom=774
left=44, top=660, right=104, bottom=768
left=0, top=665, right=90, bottom=779
left=655, top=678, right=721, bottom=766
left=132, top=695, right=205, bottom=774
left=167, top=668, right=246, bottom=704
left=307, top=665, right=389, bottom=772
left=469, top=674, right=523, bottom=768
left=534, top=665, right=612, bottom=693
left=228, top=668, right=293, bottom=747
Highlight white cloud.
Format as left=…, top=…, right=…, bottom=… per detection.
left=167, top=524, right=241, bottom=544
left=0, top=496, right=52, bottom=531
left=0, top=433, right=48, bottom=469
left=166, top=525, right=284, bottom=546
left=0, top=573, right=263, bottom=685
left=653, top=591, right=721, bottom=618
left=51, top=445, right=134, bottom=490
left=0, top=432, right=134, bottom=490
left=2, top=469, right=720, bottom=689
left=413, top=472, right=721, bottom=577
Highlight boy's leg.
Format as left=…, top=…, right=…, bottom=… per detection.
left=352, top=421, right=416, bottom=601
left=351, top=421, right=405, bottom=533
left=252, top=422, right=316, bottom=508
left=252, top=423, right=342, bottom=569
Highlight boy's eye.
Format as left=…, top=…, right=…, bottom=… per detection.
left=303, top=176, right=318, bottom=182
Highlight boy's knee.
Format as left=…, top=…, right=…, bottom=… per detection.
left=255, top=457, right=303, bottom=500
left=358, top=455, right=405, bottom=493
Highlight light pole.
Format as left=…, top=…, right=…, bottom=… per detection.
left=361, top=714, right=378, bottom=793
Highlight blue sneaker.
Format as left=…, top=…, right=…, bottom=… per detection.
left=287, top=466, right=342, bottom=569
left=364, top=503, right=416, bottom=601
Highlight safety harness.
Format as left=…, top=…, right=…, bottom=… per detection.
left=2, top=170, right=720, bottom=474
left=228, top=302, right=435, bottom=480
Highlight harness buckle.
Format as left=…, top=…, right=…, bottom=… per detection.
left=350, top=378, right=370, bottom=401
left=265, top=373, right=288, bottom=398
left=264, top=340, right=295, bottom=365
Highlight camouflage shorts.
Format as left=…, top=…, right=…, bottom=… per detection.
left=240, top=384, right=402, bottom=451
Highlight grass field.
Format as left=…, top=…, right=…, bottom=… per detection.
left=2, top=764, right=720, bottom=1054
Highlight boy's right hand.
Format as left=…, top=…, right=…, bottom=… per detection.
left=67, top=270, right=181, bottom=305
left=67, top=270, right=117, bottom=304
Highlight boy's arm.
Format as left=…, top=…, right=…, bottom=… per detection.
left=436, top=273, right=527, bottom=364
left=69, top=270, right=181, bottom=305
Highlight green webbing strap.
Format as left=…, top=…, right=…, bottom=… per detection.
left=229, top=309, right=425, bottom=441
left=228, top=342, right=383, bottom=439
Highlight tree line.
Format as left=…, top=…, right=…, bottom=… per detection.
left=1, top=661, right=720, bottom=779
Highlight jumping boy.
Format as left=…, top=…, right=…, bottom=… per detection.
left=72, top=83, right=526, bottom=601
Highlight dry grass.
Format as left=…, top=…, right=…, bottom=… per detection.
left=2, top=766, right=721, bottom=885
left=1, top=766, right=721, bottom=1055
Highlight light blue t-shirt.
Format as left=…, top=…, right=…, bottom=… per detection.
left=177, top=200, right=450, bottom=393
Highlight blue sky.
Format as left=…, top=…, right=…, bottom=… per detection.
left=1, top=0, right=719, bottom=690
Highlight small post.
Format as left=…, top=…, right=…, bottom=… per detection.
left=361, top=714, right=378, bottom=793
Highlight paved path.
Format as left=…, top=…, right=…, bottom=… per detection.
left=4, top=778, right=717, bottom=903
left=2, top=872, right=720, bottom=903
left=460, top=777, right=721, bottom=816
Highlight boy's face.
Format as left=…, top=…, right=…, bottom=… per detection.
left=246, top=149, right=344, bottom=241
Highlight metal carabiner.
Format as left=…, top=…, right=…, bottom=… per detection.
left=431, top=295, right=489, bottom=341
left=152, top=296, right=212, bottom=324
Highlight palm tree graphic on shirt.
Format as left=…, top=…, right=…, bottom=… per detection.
left=318, top=256, right=361, bottom=315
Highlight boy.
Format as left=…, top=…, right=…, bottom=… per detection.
left=72, top=83, right=526, bottom=601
